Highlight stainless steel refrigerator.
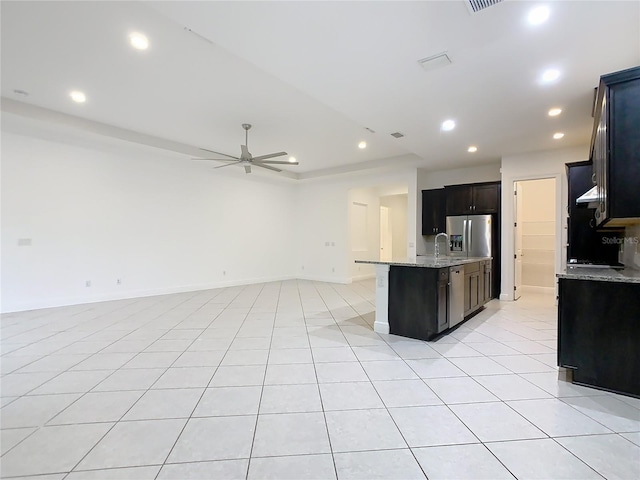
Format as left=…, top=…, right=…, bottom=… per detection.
left=446, top=215, right=492, bottom=258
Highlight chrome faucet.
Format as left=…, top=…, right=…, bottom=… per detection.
left=434, top=232, right=449, bottom=258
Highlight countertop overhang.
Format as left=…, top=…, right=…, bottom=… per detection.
left=355, top=256, right=492, bottom=269
left=557, top=267, right=640, bottom=284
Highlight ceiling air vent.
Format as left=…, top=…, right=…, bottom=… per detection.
left=417, top=52, right=452, bottom=72
left=465, top=0, right=503, bottom=14
left=390, top=132, right=405, bottom=138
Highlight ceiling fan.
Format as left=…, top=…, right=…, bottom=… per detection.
left=194, top=124, right=298, bottom=174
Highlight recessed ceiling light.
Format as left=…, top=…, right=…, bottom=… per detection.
left=468, top=146, right=478, bottom=153
left=553, top=132, right=565, bottom=139
left=441, top=119, right=456, bottom=131
left=541, top=69, right=561, bottom=83
left=129, top=32, right=149, bottom=50
left=288, top=156, right=297, bottom=163
left=358, top=141, right=367, bottom=149
left=548, top=108, right=562, bottom=116
left=69, top=91, right=86, bottom=103
left=528, top=6, right=550, bottom=25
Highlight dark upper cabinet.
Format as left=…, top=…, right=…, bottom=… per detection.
left=445, top=182, right=500, bottom=216
left=473, top=184, right=500, bottom=214
left=421, top=189, right=446, bottom=235
left=591, top=66, right=640, bottom=227
left=445, top=185, right=472, bottom=215
left=566, top=161, right=622, bottom=263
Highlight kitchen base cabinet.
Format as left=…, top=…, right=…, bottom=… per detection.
left=558, top=278, right=640, bottom=398
left=388, top=266, right=448, bottom=341
left=464, top=262, right=481, bottom=317
left=480, top=260, right=492, bottom=303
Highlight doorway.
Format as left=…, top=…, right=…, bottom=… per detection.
left=380, top=206, right=393, bottom=261
left=514, top=178, right=557, bottom=299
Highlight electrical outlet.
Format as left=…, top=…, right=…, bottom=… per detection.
left=85, top=280, right=91, bottom=287
left=116, top=279, right=121, bottom=285
left=332, top=267, right=335, bottom=272
left=301, top=266, right=305, bottom=270
left=325, top=241, right=330, bottom=247
left=331, top=242, right=335, bottom=247
left=223, top=271, right=226, bottom=276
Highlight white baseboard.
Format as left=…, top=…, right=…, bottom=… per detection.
left=2, top=275, right=298, bottom=313
left=296, top=274, right=352, bottom=284
left=374, top=320, right=390, bottom=334
left=351, top=273, right=376, bottom=282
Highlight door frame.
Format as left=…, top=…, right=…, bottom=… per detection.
left=379, top=205, right=393, bottom=261
left=514, top=181, right=523, bottom=300
left=501, top=173, right=564, bottom=301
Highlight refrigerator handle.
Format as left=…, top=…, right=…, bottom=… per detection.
left=462, top=219, right=467, bottom=254
left=468, top=219, right=473, bottom=255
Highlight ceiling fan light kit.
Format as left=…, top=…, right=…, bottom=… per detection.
left=194, top=124, right=299, bottom=174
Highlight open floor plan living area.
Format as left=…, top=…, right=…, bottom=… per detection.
left=2, top=1, right=639, bottom=479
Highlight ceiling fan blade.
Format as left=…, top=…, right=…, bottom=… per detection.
left=213, top=161, right=242, bottom=169
left=244, top=165, right=252, bottom=174
left=192, top=157, right=240, bottom=162
left=253, top=162, right=282, bottom=172
left=199, top=148, right=239, bottom=160
left=256, top=160, right=299, bottom=165
left=252, top=152, right=287, bottom=162
left=241, top=144, right=250, bottom=158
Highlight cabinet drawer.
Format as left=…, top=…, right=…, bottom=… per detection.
left=464, top=262, right=480, bottom=274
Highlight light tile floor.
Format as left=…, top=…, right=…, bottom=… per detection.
left=1, top=280, right=639, bottom=479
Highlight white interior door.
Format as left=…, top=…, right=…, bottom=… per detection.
left=514, top=182, right=523, bottom=300
left=380, top=206, right=392, bottom=261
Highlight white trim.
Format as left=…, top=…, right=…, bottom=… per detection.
left=351, top=273, right=376, bottom=282
left=296, top=274, right=352, bottom=284
left=3, top=275, right=299, bottom=313
left=502, top=173, right=564, bottom=302
left=373, top=264, right=390, bottom=334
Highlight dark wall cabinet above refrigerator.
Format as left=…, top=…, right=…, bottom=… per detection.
left=590, top=66, right=640, bottom=227
left=445, top=182, right=500, bottom=216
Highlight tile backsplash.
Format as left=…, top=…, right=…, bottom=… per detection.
left=621, top=224, right=640, bottom=270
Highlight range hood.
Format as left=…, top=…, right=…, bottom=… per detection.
left=576, top=185, right=599, bottom=207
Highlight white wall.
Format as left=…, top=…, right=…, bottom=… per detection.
left=519, top=178, right=556, bottom=289
left=1, top=127, right=297, bottom=312
left=501, top=145, right=589, bottom=300
left=416, top=163, right=501, bottom=255
left=380, top=194, right=408, bottom=260
left=296, top=169, right=417, bottom=283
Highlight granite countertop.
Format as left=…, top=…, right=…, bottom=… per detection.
left=355, top=256, right=491, bottom=268
left=557, top=267, right=640, bottom=284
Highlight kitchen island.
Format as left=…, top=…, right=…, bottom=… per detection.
left=557, top=267, right=640, bottom=398
left=356, top=256, right=492, bottom=340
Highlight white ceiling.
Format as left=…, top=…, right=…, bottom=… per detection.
left=2, top=1, right=639, bottom=179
